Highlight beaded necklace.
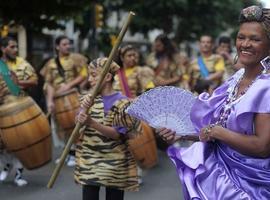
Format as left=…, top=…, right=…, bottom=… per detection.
left=217, top=70, right=261, bottom=127
left=214, top=56, right=270, bottom=128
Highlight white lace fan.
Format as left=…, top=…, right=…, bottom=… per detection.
left=126, top=86, right=196, bottom=135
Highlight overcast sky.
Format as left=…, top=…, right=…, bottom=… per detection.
left=261, top=0, right=270, bottom=8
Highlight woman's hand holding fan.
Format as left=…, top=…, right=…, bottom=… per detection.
left=157, top=128, right=200, bottom=144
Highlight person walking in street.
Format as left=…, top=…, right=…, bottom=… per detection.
left=0, top=36, right=38, bottom=186
left=43, top=35, right=87, bottom=167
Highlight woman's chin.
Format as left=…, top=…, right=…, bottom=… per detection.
left=238, top=58, right=256, bottom=67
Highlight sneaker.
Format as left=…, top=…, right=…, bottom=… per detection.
left=0, top=170, right=9, bottom=181
left=66, top=155, right=76, bottom=167
left=138, top=176, right=143, bottom=185
left=14, top=178, right=28, bottom=187
left=55, top=155, right=71, bottom=164
left=55, top=157, right=61, bottom=164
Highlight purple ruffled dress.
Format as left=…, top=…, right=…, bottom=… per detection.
left=167, top=70, right=270, bottom=199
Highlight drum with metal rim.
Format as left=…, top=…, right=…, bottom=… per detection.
left=128, top=122, right=158, bottom=169
left=0, top=96, right=51, bottom=169
left=54, top=88, right=80, bottom=133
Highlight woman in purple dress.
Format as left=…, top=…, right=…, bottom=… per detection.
left=158, top=6, right=270, bottom=199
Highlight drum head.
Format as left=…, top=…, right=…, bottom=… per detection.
left=0, top=96, right=34, bottom=117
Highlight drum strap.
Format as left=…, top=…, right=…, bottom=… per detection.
left=198, top=56, right=209, bottom=78
left=0, top=60, right=21, bottom=96
left=55, top=56, right=66, bottom=81
left=117, top=68, right=132, bottom=98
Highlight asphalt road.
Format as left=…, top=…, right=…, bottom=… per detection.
left=0, top=147, right=184, bottom=200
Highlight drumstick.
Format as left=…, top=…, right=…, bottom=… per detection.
left=45, top=112, right=51, bottom=118
left=47, top=11, right=136, bottom=189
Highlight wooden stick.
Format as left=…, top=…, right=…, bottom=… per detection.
left=45, top=112, right=51, bottom=118
left=47, top=11, right=136, bottom=189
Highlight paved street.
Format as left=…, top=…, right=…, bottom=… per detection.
left=0, top=148, right=183, bottom=200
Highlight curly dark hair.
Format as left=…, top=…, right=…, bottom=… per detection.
left=154, top=34, right=177, bottom=60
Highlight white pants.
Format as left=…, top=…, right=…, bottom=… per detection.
left=0, top=151, right=23, bottom=169
left=50, top=117, right=65, bottom=148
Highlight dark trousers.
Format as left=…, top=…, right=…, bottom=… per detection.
left=82, top=185, right=124, bottom=200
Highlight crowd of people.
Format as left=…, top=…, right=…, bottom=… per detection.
left=0, top=4, right=270, bottom=200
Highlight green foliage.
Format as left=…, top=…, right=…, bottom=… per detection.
left=0, top=0, right=259, bottom=48
left=0, top=0, right=89, bottom=31
left=117, top=0, right=259, bottom=42
left=96, top=29, right=114, bottom=56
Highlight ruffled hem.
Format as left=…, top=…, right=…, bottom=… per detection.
left=167, top=142, right=207, bottom=199
left=167, top=143, right=256, bottom=200
left=168, top=141, right=270, bottom=199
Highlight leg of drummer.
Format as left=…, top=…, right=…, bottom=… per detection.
left=53, top=121, right=75, bottom=167
left=50, top=116, right=65, bottom=148
left=0, top=163, right=11, bottom=181
left=0, top=151, right=12, bottom=181
left=54, top=131, right=76, bottom=167
left=66, top=145, right=76, bottom=167
left=13, top=157, right=28, bottom=187
left=54, top=138, right=76, bottom=167
left=64, top=128, right=76, bottom=167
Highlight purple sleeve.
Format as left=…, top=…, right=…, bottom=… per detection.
left=113, top=126, right=128, bottom=135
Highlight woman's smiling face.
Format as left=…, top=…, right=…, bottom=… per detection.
left=236, top=22, right=270, bottom=68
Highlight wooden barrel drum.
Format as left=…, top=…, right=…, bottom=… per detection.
left=0, top=132, right=4, bottom=153
left=128, top=122, right=158, bottom=169
left=0, top=96, right=51, bottom=170
left=54, top=89, right=80, bottom=134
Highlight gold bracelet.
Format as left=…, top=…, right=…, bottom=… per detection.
left=203, top=124, right=215, bottom=135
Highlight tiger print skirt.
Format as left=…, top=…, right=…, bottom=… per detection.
left=74, top=97, right=140, bottom=191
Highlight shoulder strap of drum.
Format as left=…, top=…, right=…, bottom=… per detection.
left=0, top=60, right=21, bottom=96
left=198, top=56, right=209, bottom=78
left=117, top=68, right=132, bottom=98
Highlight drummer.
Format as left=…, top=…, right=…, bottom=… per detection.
left=43, top=35, right=88, bottom=167
left=113, top=45, right=156, bottom=185
left=0, top=36, right=38, bottom=186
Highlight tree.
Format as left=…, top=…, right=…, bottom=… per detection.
left=0, top=0, right=90, bottom=31
left=113, top=0, right=258, bottom=42
left=0, top=0, right=259, bottom=54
